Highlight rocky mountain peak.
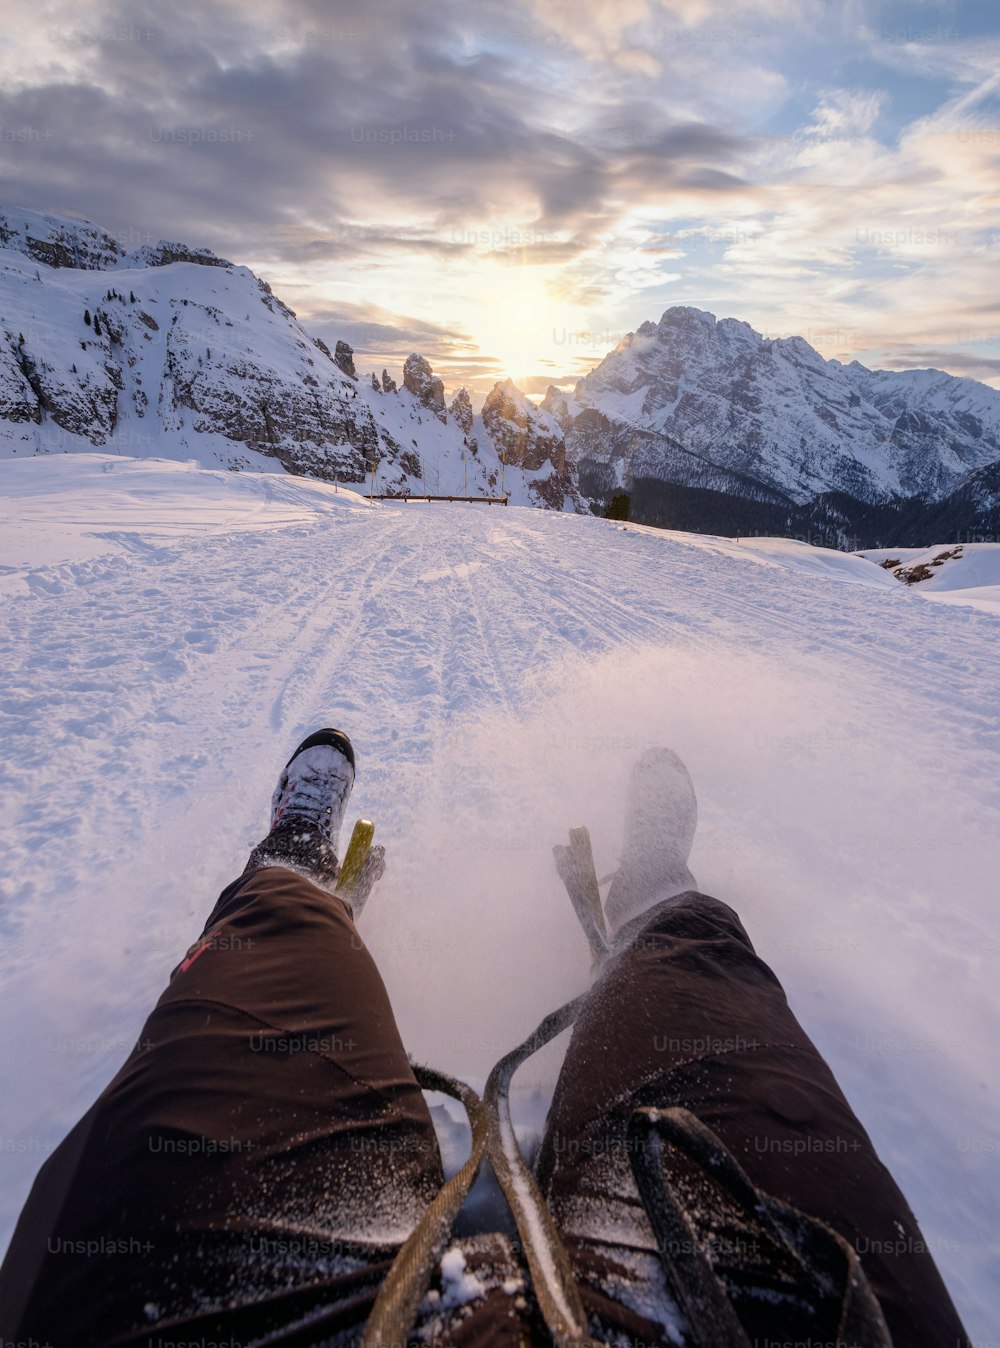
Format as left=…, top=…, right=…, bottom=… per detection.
left=553, top=302, right=1000, bottom=538
left=402, top=353, right=446, bottom=420
left=449, top=387, right=473, bottom=435
left=482, top=378, right=567, bottom=474
left=334, top=340, right=357, bottom=380
left=482, top=377, right=533, bottom=425
left=659, top=305, right=717, bottom=330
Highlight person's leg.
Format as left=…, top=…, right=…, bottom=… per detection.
left=536, top=893, right=968, bottom=1347
left=0, top=735, right=443, bottom=1347
left=536, top=749, right=967, bottom=1347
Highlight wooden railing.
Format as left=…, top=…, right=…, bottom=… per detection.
left=370, top=494, right=508, bottom=505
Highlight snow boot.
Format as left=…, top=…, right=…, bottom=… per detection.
left=244, top=729, right=356, bottom=893
left=603, top=746, right=698, bottom=942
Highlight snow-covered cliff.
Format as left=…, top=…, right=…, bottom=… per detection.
left=543, top=305, right=1000, bottom=510
left=0, top=207, right=580, bottom=511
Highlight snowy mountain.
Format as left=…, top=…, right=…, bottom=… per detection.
left=0, top=207, right=580, bottom=511
left=542, top=306, right=1000, bottom=543
left=4, top=206, right=999, bottom=545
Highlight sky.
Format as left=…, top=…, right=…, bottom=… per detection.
left=0, top=0, right=998, bottom=399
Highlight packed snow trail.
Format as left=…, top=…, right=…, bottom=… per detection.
left=1, top=458, right=997, bottom=1340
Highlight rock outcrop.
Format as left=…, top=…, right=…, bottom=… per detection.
left=124, top=241, right=231, bottom=270
left=481, top=378, right=578, bottom=508
left=483, top=379, right=568, bottom=472
left=402, top=353, right=446, bottom=421
left=334, top=340, right=357, bottom=380
left=449, top=387, right=473, bottom=435
left=0, top=207, right=124, bottom=270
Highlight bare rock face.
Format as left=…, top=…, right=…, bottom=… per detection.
left=370, top=372, right=381, bottom=392
left=482, top=378, right=568, bottom=472
left=0, top=341, right=40, bottom=424
left=124, top=241, right=231, bottom=269
left=334, top=341, right=357, bottom=380
left=2, top=331, right=119, bottom=443
left=449, top=387, right=473, bottom=435
left=164, top=302, right=378, bottom=479
left=381, top=368, right=397, bottom=394
left=540, top=384, right=572, bottom=426
left=403, top=353, right=446, bottom=420
left=481, top=378, right=580, bottom=509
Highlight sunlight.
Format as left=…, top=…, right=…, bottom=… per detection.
left=470, top=260, right=585, bottom=386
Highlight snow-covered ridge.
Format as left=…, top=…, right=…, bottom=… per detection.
left=543, top=304, right=1000, bottom=509
left=5, top=206, right=1000, bottom=541
left=0, top=207, right=580, bottom=512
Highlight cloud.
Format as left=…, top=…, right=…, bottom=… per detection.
left=878, top=349, right=1000, bottom=381
left=303, top=301, right=475, bottom=362
left=866, top=30, right=1000, bottom=85
left=0, top=0, right=764, bottom=263
left=806, top=89, right=887, bottom=138
left=0, top=0, right=997, bottom=397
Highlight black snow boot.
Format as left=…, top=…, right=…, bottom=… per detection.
left=244, top=729, right=356, bottom=892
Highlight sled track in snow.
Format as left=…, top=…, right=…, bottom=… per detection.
left=3, top=501, right=998, bottom=906
left=2, top=489, right=999, bottom=1343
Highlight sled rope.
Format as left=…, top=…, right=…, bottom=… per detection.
left=627, top=1107, right=892, bottom=1347
left=484, top=995, right=599, bottom=1348
left=361, top=1064, right=490, bottom=1348
left=362, top=1000, right=595, bottom=1348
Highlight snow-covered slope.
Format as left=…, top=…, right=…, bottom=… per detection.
left=1, top=455, right=997, bottom=1340
left=543, top=305, right=1000, bottom=507
left=0, top=205, right=127, bottom=271
left=857, top=542, right=1000, bottom=613
left=0, top=207, right=579, bottom=511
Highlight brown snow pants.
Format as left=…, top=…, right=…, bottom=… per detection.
left=0, top=869, right=967, bottom=1347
